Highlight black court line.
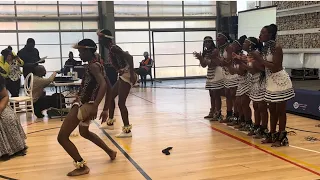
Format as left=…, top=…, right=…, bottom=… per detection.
left=130, top=93, right=154, bottom=104
left=93, top=121, right=152, bottom=180
left=0, top=175, right=17, bottom=180
left=27, top=127, right=60, bottom=135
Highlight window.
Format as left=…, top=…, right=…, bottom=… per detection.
left=186, top=66, right=207, bottom=76
left=185, top=31, right=216, bottom=41
left=0, top=5, right=15, bottom=17
left=59, top=1, right=81, bottom=4
left=184, top=6, right=216, bottom=16
left=16, top=5, right=58, bottom=17
left=115, top=21, right=149, bottom=30
left=184, top=0, right=216, bottom=6
left=18, top=21, right=59, bottom=30
left=81, top=1, right=98, bottom=5
left=0, top=1, right=14, bottom=4
left=153, top=32, right=183, bottom=42
left=43, top=59, right=62, bottom=72
left=114, top=1, right=147, bottom=5
left=149, top=5, right=182, bottom=17
left=115, top=31, right=149, bottom=43
left=16, top=1, right=57, bottom=4
left=154, top=54, right=184, bottom=67
left=116, top=43, right=149, bottom=56
left=59, top=5, right=81, bottom=17
left=150, top=21, right=183, bottom=29
left=185, top=20, right=216, bottom=28
left=0, top=22, right=16, bottom=30
left=60, top=21, right=82, bottom=30
left=185, top=41, right=203, bottom=54
left=83, top=32, right=98, bottom=43
left=154, top=42, right=184, bottom=54
left=83, top=21, right=98, bottom=29
left=186, top=54, right=200, bottom=66
left=0, top=33, right=17, bottom=46
left=82, top=5, right=98, bottom=16
left=132, top=55, right=144, bottom=68
left=19, top=32, right=60, bottom=45
left=114, top=5, right=148, bottom=17
left=36, top=45, right=61, bottom=58
left=61, top=32, right=83, bottom=44
left=149, top=1, right=182, bottom=5
left=62, top=45, right=79, bottom=58
left=155, top=67, right=184, bottom=78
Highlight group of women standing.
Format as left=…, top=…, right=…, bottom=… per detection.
left=194, top=24, right=295, bottom=147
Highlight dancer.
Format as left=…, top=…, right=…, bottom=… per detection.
left=97, top=29, right=137, bottom=138
left=216, top=32, right=237, bottom=123
left=57, top=39, right=117, bottom=176
left=250, top=24, right=295, bottom=147
left=194, top=36, right=224, bottom=121
left=225, top=35, right=252, bottom=131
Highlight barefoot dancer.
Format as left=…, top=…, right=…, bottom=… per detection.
left=250, top=24, right=295, bottom=147
left=97, top=29, right=137, bottom=138
left=57, top=39, right=117, bottom=176
left=217, top=32, right=238, bottom=123
left=240, top=37, right=268, bottom=138
left=194, top=36, right=224, bottom=121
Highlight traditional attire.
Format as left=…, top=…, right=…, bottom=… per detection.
left=204, top=50, right=224, bottom=90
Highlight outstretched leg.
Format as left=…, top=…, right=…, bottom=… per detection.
left=57, top=106, right=89, bottom=176
left=79, top=125, right=117, bottom=159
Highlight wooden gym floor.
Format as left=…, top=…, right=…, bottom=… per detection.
left=1, top=80, right=320, bottom=180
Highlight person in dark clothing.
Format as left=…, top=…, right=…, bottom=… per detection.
left=135, top=51, right=152, bottom=85
left=64, top=52, right=82, bottom=66
left=17, top=38, right=44, bottom=78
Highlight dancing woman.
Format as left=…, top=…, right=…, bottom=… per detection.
left=97, top=29, right=137, bottom=138
left=250, top=24, right=295, bottom=147
left=238, top=37, right=268, bottom=138
left=225, top=35, right=253, bottom=131
left=57, top=39, right=117, bottom=176
left=194, top=36, right=224, bottom=121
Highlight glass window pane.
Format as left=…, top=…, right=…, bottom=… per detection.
left=154, top=42, right=184, bottom=54
left=83, top=32, right=98, bottom=43
left=115, top=21, right=149, bottom=30
left=19, top=32, right=60, bottom=45
left=43, top=59, right=62, bottom=72
left=184, top=6, right=216, bottom=16
left=185, top=41, right=203, bottom=54
left=82, top=5, right=98, bottom=16
left=60, top=21, right=82, bottom=30
left=36, top=45, right=61, bottom=59
left=153, top=32, right=183, bottom=42
left=154, top=54, right=184, bottom=67
left=186, top=66, right=207, bottom=76
left=114, top=5, right=147, bottom=17
left=116, top=43, right=149, bottom=56
left=16, top=5, right=58, bottom=17
left=114, top=1, right=147, bottom=5
left=59, top=5, right=81, bottom=17
left=0, top=1, right=14, bottom=4
left=149, top=1, right=182, bottom=5
left=155, top=67, right=184, bottom=78
left=186, top=53, right=200, bottom=66
left=115, top=31, right=149, bottom=43
left=0, top=5, right=15, bottom=16
left=0, top=46, right=18, bottom=53
left=81, top=1, right=98, bottom=5
left=59, top=1, right=81, bottom=4
left=0, top=22, right=16, bottom=30
left=150, top=21, right=183, bottom=29
left=132, top=55, right=144, bottom=68
left=149, top=5, right=182, bottom=17
left=83, top=21, right=98, bottom=29
left=16, top=1, right=57, bottom=4
left=18, top=21, right=59, bottom=30
left=184, top=0, right=216, bottom=5
left=185, top=20, right=216, bottom=28
left=61, top=32, right=83, bottom=44
left=62, top=45, right=79, bottom=58
left=185, top=31, right=216, bottom=41
left=0, top=33, right=17, bottom=45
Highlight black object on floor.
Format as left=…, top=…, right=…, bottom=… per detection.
left=162, top=147, right=173, bottom=155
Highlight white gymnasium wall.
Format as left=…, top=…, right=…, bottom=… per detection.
left=238, top=6, right=276, bottom=39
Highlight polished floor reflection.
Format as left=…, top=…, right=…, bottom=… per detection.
left=1, top=80, right=320, bottom=180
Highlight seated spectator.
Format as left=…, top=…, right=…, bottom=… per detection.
left=63, top=52, right=82, bottom=75
left=135, top=52, right=152, bottom=85
left=32, top=65, right=60, bottom=118
left=0, top=75, right=27, bottom=161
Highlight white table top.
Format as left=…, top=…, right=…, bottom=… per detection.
left=52, top=79, right=82, bottom=87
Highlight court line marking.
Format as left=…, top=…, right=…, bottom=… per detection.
left=93, top=121, right=152, bottom=180
left=210, top=124, right=320, bottom=176
left=0, top=175, right=17, bottom=180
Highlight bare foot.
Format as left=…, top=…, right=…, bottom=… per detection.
left=109, top=150, right=117, bottom=160
left=67, top=165, right=90, bottom=176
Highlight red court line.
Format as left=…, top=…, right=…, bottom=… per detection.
left=211, top=126, right=320, bottom=176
